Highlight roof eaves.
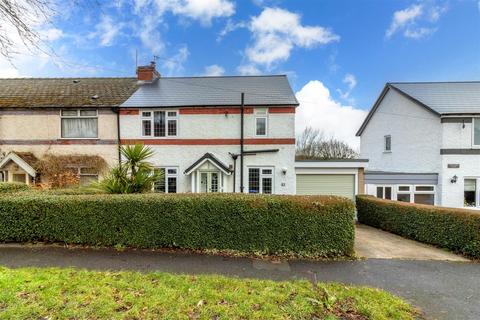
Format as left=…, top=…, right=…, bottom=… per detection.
left=355, top=84, right=390, bottom=136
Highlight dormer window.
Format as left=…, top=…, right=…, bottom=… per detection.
left=384, top=135, right=391, bottom=152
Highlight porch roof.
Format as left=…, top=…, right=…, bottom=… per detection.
left=0, top=152, right=38, bottom=177
left=184, top=153, right=232, bottom=175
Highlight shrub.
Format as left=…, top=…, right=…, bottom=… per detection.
left=0, top=182, right=31, bottom=193
left=0, top=193, right=355, bottom=258
left=356, top=195, right=480, bottom=259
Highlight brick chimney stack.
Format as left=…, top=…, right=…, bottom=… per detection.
left=136, top=61, right=160, bottom=82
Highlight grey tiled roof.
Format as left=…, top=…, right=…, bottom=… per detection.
left=0, top=78, right=138, bottom=108
left=121, top=75, right=299, bottom=107
left=390, top=82, right=480, bottom=114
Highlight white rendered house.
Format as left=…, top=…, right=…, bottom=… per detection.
left=119, top=63, right=298, bottom=194
left=357, top=81, right=480, bottom=209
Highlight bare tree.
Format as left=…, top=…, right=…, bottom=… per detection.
left=0, top=0, right=56, bottom=60
left=296, top=127, right=358, bottom=160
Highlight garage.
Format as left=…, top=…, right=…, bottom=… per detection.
left=295, top=159, right=369, bottom=200
left=296, top=174, right=355, bottom=199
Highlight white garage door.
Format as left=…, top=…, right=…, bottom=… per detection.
left=296, top=174, right=355, bottom=200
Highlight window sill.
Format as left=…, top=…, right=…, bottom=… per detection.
left=383, top=151, right=392, bottom=154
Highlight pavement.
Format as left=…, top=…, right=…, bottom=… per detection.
left=0, top=244, right=478, bottom=319
left=354, top=224, right=470, bottom=261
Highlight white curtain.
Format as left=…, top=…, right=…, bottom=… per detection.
left=61, top=118, right=98, bottom=138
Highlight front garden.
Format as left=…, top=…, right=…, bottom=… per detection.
left=0, top=266, right=419, bottom=319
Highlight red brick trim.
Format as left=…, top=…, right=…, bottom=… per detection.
left=179, top=108, right=254, bottom=115
left=119, top=109, right=139, bottom=115
left=120, top=138, right=295, bottom=145
left=268, top=107, right=296, bottom=113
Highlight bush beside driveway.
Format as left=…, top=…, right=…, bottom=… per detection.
left=356, top=195, right=480, bottom=259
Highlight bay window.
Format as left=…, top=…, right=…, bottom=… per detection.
left=248, top=167, right=273, bottom=194
left=142, top=110, right=178, bottom=137
left=153, top=167, right=177, bottom=193
left=61, top=109, right=98, bottom=138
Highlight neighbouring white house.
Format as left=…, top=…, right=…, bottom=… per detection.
left=357, top=81, right=480, bottom=209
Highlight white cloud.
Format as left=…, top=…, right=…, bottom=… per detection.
left=237, top=64, right=262, bottom=75
left=386, top=4, right=423, bottom=38
left=217, top=19, right=248, bottom=41
left=203, top=64, right=225, bottom=76
left=404, top=27, right=436, bottom=39
left=162, top=45, right=189, bottom=75
left=336, top=73, right=357, bottom=102
left=134, top=0, right=234, bottom=25
left=386, top=3, right=447, bottom=39
left=89, top=15, right=123, bottom=47
left=295, top=80, right=367, bottom=149
left=245, top=7, right=339, bottom=67
left=38, top=28, right=64, bottom=41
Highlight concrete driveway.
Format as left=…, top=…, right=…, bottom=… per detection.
left=355, top=224, right=469, bottom=261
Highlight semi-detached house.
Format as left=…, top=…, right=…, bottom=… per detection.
left=119, top=64, right=297, bottom=194
left=0, top=63, right=366, bottom=198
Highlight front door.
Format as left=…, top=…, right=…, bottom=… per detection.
left=200, top=172, right=219, bottom=193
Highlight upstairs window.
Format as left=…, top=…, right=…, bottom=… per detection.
left=384, top=135, right=391, bottom=152
left=142, top=110, right=177, bottom=137
left=254, top=108, right=268, bottom=137
left=61, top=109, right=98, bottom=138
left=473, top=118, right=480, bottom=146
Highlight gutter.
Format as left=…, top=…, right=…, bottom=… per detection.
left=240, top=92, right=244, bottom=193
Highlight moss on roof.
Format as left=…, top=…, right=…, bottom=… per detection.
left=0, top=78, right=138, bottom=108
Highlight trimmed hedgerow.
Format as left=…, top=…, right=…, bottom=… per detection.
left=356, top=195, right=480, bottom=259
left=0, top=193, right=355, bottom=258
left=0, top=182, right=31, bottom=193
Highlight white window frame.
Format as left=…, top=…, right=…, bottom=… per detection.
left=472, top=118, right=480, bottom=148
left=247, top=166, right=274, bottom=194
left=153, top=167, right=178, bottom=193
left=254, top=108, right=268, bottom=137
left=375, top=185, right=393, bottom=200
left=464, top=177, right=480, bottom=208
left=60, top=109, right=98, bottom=139
left=141, top=110, right=178, bottom=138
left=394, top=184, right=436, bottom=205
left=384, top=135, right=391, bottom=152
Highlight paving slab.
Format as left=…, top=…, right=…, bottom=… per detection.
left=355, top=224, right=469, bottom=261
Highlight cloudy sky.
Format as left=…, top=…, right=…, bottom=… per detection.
left=1, top=0, right=479, bottom=148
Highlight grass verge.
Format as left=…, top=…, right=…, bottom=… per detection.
left=0, top=267, right=418, bottom=319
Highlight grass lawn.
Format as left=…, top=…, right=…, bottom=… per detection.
left=0, top=267, right=418, bottom=319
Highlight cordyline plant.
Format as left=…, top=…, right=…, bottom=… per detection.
left=92, top=144, right=162, bottom=194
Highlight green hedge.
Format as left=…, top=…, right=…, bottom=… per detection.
left=0, top=182, right=31, bottom=193
left=0, top=193, right=355, bottom=258
left=356, top=195, right=480, bottom=258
